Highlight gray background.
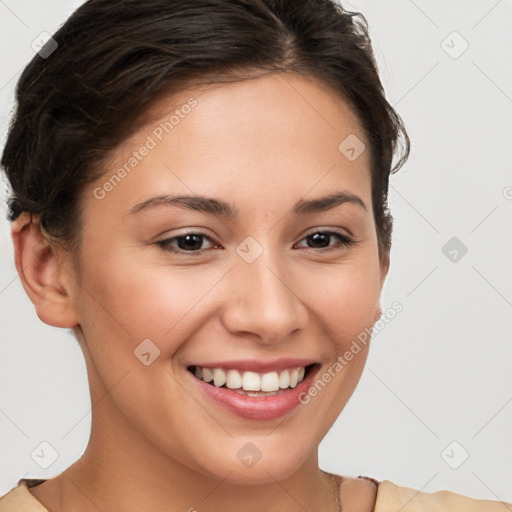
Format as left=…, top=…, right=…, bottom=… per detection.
left=1, top=0, right=511, bottom=502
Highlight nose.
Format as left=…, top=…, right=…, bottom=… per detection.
left=220, top=251, right=309, bottom=344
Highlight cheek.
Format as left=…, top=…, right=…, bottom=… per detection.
left=75, top=251, right=230, bottom=359
left=287, top=255, right=381, bottom=433
left=77, top=239, right=382, bottom=365
left=305, top=258, right=382, bottom=350
left=72, top=240, right=383, bottom=471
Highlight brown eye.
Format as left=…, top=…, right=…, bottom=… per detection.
left=295, top=231, right=354, bottom=251
left=156, top=232, right=217, bottom=254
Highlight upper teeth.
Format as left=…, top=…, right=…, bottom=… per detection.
left=193, top=366, right=307, bottom=392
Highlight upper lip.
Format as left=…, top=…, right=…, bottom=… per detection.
left=188, top=358, right=318, bottom=374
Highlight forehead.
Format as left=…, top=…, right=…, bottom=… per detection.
left=88, top=72, right=372, bottom=217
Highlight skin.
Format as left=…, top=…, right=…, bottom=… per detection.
left=11, top=72, right=386, bottom=511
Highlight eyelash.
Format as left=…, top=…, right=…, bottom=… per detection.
left=155, top=229, right=356, bottom=255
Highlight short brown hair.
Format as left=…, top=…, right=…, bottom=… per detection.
left=2, top=0, right=409, bottom=254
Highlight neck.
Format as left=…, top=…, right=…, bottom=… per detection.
left=58, top=446, right=339, bottom=512
left=49, top=386, right=339, bottom=512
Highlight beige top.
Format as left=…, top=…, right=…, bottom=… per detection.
left=374, top=480, right=511, bottom=511
left=0, top=478, right=510, bottom=511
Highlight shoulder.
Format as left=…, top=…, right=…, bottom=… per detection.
left=340, top=476, right=379, bottom=511
left=0, top=480, right=49, bottom=512
left=374, top=480, right=512, bottom=511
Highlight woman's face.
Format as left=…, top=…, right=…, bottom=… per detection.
left=67, top=72, right=386, bottom=483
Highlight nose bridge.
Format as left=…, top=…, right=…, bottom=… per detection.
left=222, top=243, right=307, bottom=343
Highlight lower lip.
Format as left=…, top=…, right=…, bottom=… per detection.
left=188, top=365, right=320, bottom=421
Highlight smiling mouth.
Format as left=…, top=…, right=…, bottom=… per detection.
left=187, top=363, right=319, bottom=396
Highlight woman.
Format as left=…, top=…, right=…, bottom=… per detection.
left=0, top=1, right=510, bottom=510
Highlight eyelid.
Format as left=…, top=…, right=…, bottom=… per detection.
left=155, top=227, right=216, bottom=243
left=301, top=226, right=352, bottom=239
left=156, top=227, right=356, bottom=256
left=155, top=229, right=219, bottom=253
left=294, top=229, right=355, bottom=250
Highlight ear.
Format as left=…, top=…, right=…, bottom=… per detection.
left=373, top=249, right=390, bottom=323
left=11, top=212, right=79, bottom=328
left=379, top=249, right=390, bottom=290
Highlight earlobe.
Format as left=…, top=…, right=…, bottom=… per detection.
left=379, top=250, right=390, bottom=290
left=11, top=212, right=79, bottom=328
left=374, top=250, right=390, bottom=323
left=373, top=304, right=383, bottom=324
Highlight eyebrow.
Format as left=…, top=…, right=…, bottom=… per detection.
left=128, top=191, right=367, bottom=217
